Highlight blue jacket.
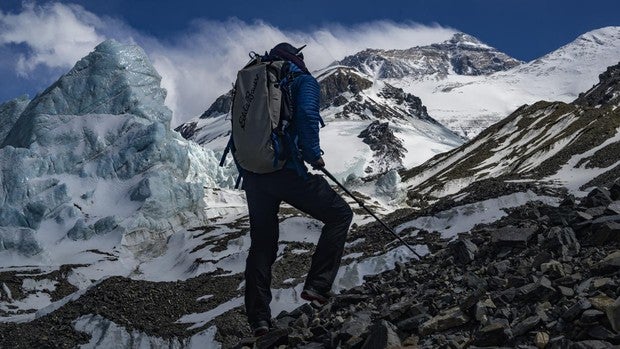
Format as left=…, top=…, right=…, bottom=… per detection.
left=285, top=63, right=324, bottom=172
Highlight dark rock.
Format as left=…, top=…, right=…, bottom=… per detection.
left=499, top=287, right=517, bottom=302
left=491, top=225, right=537, bottom=245
left=512, top=315, right=541, bottom=336
left=360, top=320, right=401, bottom=349
left=589, top=295, right=615, bottom=312
left=381, top=300, right=426, bottom=322
left=333, top=294, right=369, bottom=310
left=541, top=260, right=566, bottom=278
left=532, top=251, right=553, bottom=269
left=459, top=289, right=485, bottom=314
left=396, top=313, right=432, bottom=332
left=464, top=272, right=488, bottom=290
left=489, top=260, right=511, bottom=276
left=310, top=325, right=329, bottom=338
left=544, top=226, right=580, bottom=257
left=571, top=340, right=615, bottom=349
left=595, top=251, right=620, bottom=272
left=581, top=309, right=605, bottom=324
left=255, top=328, right=289, bottom=349
left=338, top=311, right=372, bottom=342
left=418, top=307, right=470, bottom=335
left=276, top=316, right=296, bottom=329
left=582, top=188, right=613, bottom=208
left=576, top=211, right=594, bottom=222
left=586, top=325, right=616, bottom=341
left=517, top=277, right=556, bottom=301
left=472, top=322, right=509, bottom=346
left=558, top=285, right=575, bottom=297
left=606, top=202, right=620, bottom=215
left=583, top=220, right=620, bottom=246
left=560, top=196, right=577, bottom=207
left=562, top=298, right=592, bottom=321
left=610, top=181, right=620, bottom=201
left=449, top=238, right=478, bottom=264
left=293, top=314, right=309, bottom=329
left=290, top=303, right=316, bottom=318
left=605, top=297, right=620, bottom=332
left=584, top=207, right=606, bottom=218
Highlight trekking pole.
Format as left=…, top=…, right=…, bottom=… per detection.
left=317, top=167, right=424, bottom=259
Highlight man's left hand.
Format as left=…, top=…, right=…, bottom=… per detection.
left=312, top=157, right=325, bottom=169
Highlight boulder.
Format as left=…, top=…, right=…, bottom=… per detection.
left=491, top=225, right=537, bottom=245
left=449, top=238, right=478, bottom=264
left=419, top=307, right=470, bottom=335
left=604, top=296, right=620, bottom=332
left=582, top=187, right=613, bottom=208
left=360, top=320, right=402, bottom=349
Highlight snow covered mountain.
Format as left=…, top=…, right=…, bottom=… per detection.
left=339, top=32, right=522, bottom=79
left=339, top=27, right=620, bottom=138
left=402, top=61, right=620, bottom=208
left=177, top=65, right=464, bottom=182
left=1, top=31, right=619, bottom=349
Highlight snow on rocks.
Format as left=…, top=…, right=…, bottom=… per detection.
left=229, top=184, right=620, bottom=348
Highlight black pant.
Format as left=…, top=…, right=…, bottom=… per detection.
left=243, top=169, right=353, bottom=325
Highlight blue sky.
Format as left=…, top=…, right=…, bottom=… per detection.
left=1, top=0, right=619, bottom=125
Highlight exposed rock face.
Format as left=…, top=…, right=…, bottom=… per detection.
left=200, top=90, right=234, bottom=118
left=339, top=33, right=522, bottom=80
left=575, top=61, right=620, bottom=107
left=403, top=60, right=620, bottom=201
left=318, top=67, right=373, bottom=110
left=358, top=121, right=406, bottom=173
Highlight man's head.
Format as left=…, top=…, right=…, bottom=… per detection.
left=269, top=42, right=308, bottom=72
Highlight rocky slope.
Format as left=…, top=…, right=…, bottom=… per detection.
left=402, top=61, right=620, bottom=208
left=232, top=183, right=620, bottom=349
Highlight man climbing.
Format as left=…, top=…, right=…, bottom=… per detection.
left=240, top=43, right=353, bottom=336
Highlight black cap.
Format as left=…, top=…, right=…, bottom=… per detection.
left=269, top=42, right=306, bottom=58
left=268, top=42, right=309, bottom=73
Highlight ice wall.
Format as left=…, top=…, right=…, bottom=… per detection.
left=0, top=40, right=235, bottom=257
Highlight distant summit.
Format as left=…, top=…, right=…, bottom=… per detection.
left=338, top=33, right=522, bottom=79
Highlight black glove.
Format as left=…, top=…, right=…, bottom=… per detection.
left=311, top=157, right=325, bottom=169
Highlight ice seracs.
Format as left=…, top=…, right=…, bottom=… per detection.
left=0, top=40, right=234, bottom=258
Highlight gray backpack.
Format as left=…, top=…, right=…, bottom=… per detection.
left=220, top=56, right=296, bottom=180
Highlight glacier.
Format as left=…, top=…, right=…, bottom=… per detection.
left=0, top=40, right=236, bottom=259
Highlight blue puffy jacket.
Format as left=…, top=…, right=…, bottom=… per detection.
left=285, top=63, right=324, bottom=172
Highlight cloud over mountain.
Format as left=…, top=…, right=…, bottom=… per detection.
left=0, top=2, right=457, bottom=126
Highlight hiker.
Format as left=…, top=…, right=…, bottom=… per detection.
left=235, top=43, right=353, bottom=336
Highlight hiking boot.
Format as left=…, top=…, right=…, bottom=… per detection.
left=251, top=320, right=270, bottom=337
left=301, top=288, right=332, bottom=306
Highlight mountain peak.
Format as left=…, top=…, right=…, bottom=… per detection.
left=3, top=39, right=171, bottom=148
left=576, top=26, right=620, bottom=45
left=444, top=32, right=491, bottom=49
left=338, top=32, right=520, bottom=80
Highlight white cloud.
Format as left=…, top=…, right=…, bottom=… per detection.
left=0, top=3, right=457, bottom=126
left=0, top=2, right=106, bottom=76
left=147, top=19, right=457, bottom=125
